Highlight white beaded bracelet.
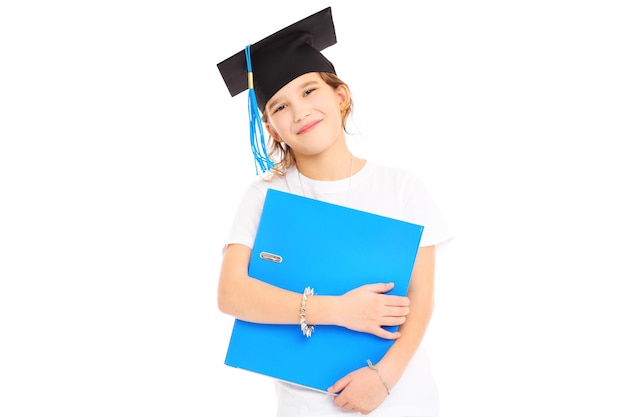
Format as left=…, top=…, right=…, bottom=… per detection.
left=299, top=286, right=315, bottom=337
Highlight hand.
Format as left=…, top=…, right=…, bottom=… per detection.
left=336, top=282, right=410, bottom=339
left=328, top=365, right=389, bottom=414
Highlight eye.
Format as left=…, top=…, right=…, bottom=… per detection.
left=303, top=88, right=316, bottom=97
left=272, top=104, right=286, bottom=114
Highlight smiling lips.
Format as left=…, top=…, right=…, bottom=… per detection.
left=297, top=119, right=321, bottom=134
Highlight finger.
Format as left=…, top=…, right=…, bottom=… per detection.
left=379, top=315, right=407, bottom=327
left=384, top=305, right=410, bottom=317
left=371, top=327, right=402, bottom=339
left=328, top=376, right=350, bottom=395
left=361, top=282, right=395, bottom=293
left=382, top=294, right=410, bottom=307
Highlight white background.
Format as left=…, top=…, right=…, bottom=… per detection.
left=1, top=1, right=625, bottom=416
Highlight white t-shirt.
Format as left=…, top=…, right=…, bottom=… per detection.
left=225, top=161, right=454, bottom=417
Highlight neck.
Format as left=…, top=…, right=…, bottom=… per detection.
left=297, top=154, right=357, bottom=204
left=296, top=151, right=357, bottom=181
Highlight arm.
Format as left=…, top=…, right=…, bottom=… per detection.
left=329, top=245, right=436, bottom=413
left=377, top=245, right=436, bottom=384
left=218, top=243, right=410, bottom=338
left=218, top=243, right=302, bottom=323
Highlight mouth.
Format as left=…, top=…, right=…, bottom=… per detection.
left=297, top=120, right=321, bottom=134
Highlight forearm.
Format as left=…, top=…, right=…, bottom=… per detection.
left=219, top=244, right=416, bottom=336
left=218, top=243, right=338, bottom=325
left=376, top=245, right=436, bottom=389
left=378, top=293, right=434, bottom=388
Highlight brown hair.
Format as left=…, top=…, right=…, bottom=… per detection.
left=261, top=72, right=353, bottom=179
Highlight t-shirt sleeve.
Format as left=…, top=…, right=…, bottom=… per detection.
left=224, top=183, right=267, bottom=249
left=402, top=172, right=454, bottom=248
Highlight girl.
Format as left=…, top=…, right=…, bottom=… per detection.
left=217, top=7, right=453, bottom=416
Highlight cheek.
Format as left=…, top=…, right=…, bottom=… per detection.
left=268, top=116, right=290, bottom=136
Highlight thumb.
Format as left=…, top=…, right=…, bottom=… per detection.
left=327, top=375, right=350, bottom=395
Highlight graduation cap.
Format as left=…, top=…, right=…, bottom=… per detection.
left=217, top=7, right=338, bottom=173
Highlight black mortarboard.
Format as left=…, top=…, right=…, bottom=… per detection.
left=217, top=7, right=337, bottom=111
left=216, top=7, right=338, bottom=174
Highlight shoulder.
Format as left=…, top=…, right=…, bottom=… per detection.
left=365, top=160, right=417, bottom=177
left=240, top=169, right=293, bottom=203
left=361, top=161, right=426, bottom=190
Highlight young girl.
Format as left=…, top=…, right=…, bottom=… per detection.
left=217, top=7, right=453, bottom=416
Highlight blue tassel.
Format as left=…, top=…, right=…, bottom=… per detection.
left=245, top=45, right=274, bottom=174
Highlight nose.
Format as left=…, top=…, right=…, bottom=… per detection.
left=294, top=107, right=312, bottom=122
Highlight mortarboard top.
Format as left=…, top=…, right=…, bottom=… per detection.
left=217, top=7, right=337, bottom=111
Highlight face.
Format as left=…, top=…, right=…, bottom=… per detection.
left=264, top=72, right=349, bottom=158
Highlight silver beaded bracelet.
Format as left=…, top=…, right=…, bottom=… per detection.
left=299, top=286, right=315, bottom=337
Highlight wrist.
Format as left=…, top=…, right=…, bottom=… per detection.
left=299, top=286, right=315, bottom=337
left=366, top=359, right=391, bottom=395
left=302, top=294, right=337, bottom=326
left=374, top=359, right=403, bottom=391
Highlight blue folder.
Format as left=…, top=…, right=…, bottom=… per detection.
left=224, top=189, right=424, bottom=393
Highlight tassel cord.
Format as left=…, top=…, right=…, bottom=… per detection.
left=245, top=45, right=274, bottom=174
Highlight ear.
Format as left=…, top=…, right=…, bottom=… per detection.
left=336, top=84, right=350, bottom=110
